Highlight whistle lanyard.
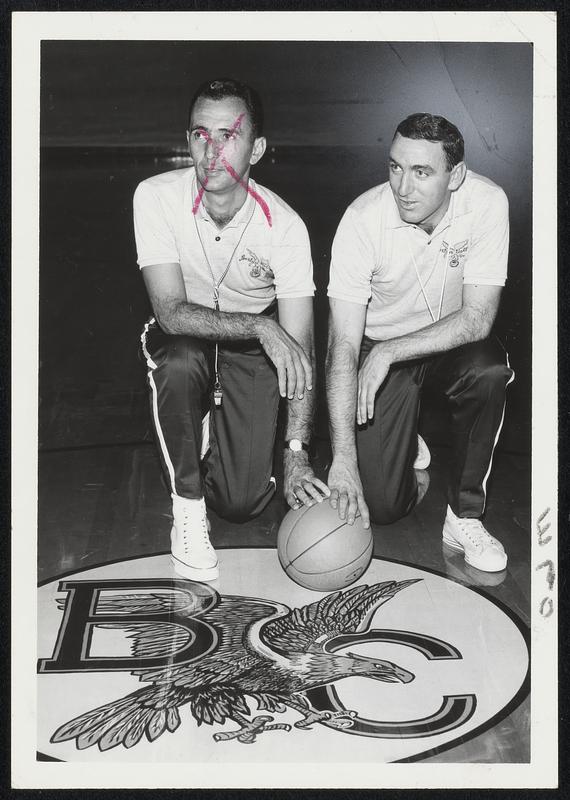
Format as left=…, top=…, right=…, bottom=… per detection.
left=406, top=209, right=455, bottom=324
left=193, top=196, right=256, bottom=406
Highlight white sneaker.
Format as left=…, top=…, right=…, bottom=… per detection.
left=413, top=435, right=431, bottom=470
left=442, top=546, right=506, bottom=587
left=442, top=505, right=507, bottom=573
left=170, top=494, right=219, bottom=581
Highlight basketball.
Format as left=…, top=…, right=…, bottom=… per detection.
left=277, top=501, right=374, bottom=591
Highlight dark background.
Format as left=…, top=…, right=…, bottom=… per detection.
left=38, top=40, right=532, bottom=454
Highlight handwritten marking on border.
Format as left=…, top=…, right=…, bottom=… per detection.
left=536, top=507, right=552, bottom=546
left=536, top=559, right=555, bottom=592
left=539, top=597, right=554, bottom=618
left=535, top=507, right=555, bottom=619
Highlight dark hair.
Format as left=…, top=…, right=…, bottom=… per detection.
left=394, top=113, right=464, bottom=170
left=188, top=79, right=264, bottom=139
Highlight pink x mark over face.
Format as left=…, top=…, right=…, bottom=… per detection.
left=188, top=96, right=271, bottom=226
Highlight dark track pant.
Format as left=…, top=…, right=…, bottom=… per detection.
left=356, top=337, right=514, bottom=524
left=141, top=320, right=280, bottom=522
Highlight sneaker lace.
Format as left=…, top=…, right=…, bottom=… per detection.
left=455, top=517, right=495, bottom=547
left=181, top=506, right=210, bottom=546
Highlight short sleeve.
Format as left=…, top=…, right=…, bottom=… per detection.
left=327, top=206, right=375, bottom=304
left=463, top=187, right=509, bottom=286
left=271, top=214, right=315, bottom=299
left=133, top=181, right=180, bottom=268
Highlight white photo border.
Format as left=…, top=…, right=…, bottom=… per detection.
left=11, top=9, right=557, bottom=790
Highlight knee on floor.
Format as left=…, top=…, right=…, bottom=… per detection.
left=210, top=493, right=270, bottom=524
left=366, top=493, right=411, bottom=526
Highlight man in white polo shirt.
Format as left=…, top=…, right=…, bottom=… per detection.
left=134, top=79, right=328, bottom=582
left=326, top=113, right=514, bottom=573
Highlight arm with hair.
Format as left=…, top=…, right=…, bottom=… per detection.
left=142, top=263, right=312, bottom=399
left=325, top=299, right=370, bottom=528
left=357, top=283, right=502, bottom=422
left=357, top=177, right=509, bottom=421
left=278, top=298, right=330, bottom=509
left=134, top=176, right=311, bottom=398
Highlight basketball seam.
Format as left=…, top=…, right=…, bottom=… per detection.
left=289, top=515, right=365, bottom=568
left=291, top=541, right=373, bottom=576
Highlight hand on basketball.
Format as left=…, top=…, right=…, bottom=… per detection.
left=257, top=318, right=313, bottom=400
left=284, top=451, right=330, bottom=510
left=327, top=455, right=370, bottom=529
left=357, top=344, right=392, bottom=424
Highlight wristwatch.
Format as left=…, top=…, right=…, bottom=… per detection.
left=284, top=439, right=309, bottom=453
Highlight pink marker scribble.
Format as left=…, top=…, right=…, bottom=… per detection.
left=191, top=113, right=243, bottom=214
left=190, top=112, right=272, bottom=227
left=192, top=178, right=208, bottom=215
left=220, top=157, right=272, bottom=227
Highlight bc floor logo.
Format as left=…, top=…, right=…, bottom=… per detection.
left=37, top=549, right=529, bottom=763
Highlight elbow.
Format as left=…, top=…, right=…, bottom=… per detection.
left=479, top=318, right=495, bottom=341
left=476, top=308, right=497, bottom=341
left=154, top=301, right=183, bottom=336
left=464, top=308, right=495, bottom=343
left=155, top=313, right=176, bottom=336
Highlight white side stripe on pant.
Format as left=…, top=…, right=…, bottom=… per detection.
left=141, top=319, right=211, bottom=494
left=141, top=319, right=177, bottom=494
left=480, top=351, right=516, bottom=512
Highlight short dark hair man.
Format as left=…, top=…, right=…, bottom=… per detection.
left=326, top=113, right=513, bottom=573
left=134, top=78, right=328, bottom=582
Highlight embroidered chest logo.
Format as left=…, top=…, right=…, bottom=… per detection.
left=239, top=248, right=274, bottom=280
left=440, top=239, right=469, bottom=268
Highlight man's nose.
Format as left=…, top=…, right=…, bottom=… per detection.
left=205, top=138, right=219, bottom=159
left=399, top=171, right=413, bottom=197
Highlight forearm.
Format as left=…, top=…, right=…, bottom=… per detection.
left=284, top=344, right=315, bottom=443
left=156, top=298, right=269, bottom=342
left=325, top=338, right=359, bottom=460
left=384, top=304, right=493, bottom=365
left=281, top=331, right=327, bottom=509
left=282, top=338, right=330, bottom=507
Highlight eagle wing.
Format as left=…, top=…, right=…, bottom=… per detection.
left=90, top=591, right=290, bottom=687
left=50, top=592, right=291, bottom=749
left=260, top=579, right=420, bottom=655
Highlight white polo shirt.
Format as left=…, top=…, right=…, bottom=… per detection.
left=134, top=167, right=314, bottom=314
left=328, top=170, right=509, bottom=341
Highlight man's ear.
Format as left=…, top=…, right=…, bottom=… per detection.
left=449, top=161, right=467, bottom=191
left=250, top=136, right=267, bottom=165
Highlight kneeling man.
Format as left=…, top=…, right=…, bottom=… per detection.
left=134, top=79, right=328, bottom=582
left=326, top=113, right=514, bottom=573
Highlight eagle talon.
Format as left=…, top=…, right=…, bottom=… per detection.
left=293, top=708, right=356, bottom=730
left=324, top=710, right=357, bottom=729
left=213, top=714, right=291, bottom=743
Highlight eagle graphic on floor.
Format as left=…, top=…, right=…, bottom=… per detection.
left=51, top=579, right=419, bottom=750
